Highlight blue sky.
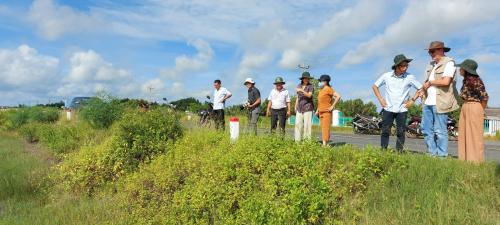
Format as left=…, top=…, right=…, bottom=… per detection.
left=0, top=0, right=499, bottom=107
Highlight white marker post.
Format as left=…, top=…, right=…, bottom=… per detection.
left=229, top=117, right=239, bottom=142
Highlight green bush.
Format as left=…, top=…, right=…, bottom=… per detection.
left=18, top=123, right=42, bottom=143
left=119, top=131, right=405, bottom=224
left=3, top=107, right=60, bottom=130
left=38, top=123, right=98, bottom=154
left=18, top=122, right=98, bottom=154
left=56, top=108, right=184, bottom=195
left=79, top=96, right=124, bottom=129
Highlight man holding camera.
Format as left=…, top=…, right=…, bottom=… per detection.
left=244, top=78, right=261, bottom=135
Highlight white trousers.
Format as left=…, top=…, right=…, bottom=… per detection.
left=294, top=111, right=313, bottom=141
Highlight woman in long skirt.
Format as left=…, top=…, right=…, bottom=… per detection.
left=456, top=59, right=489, bottom=162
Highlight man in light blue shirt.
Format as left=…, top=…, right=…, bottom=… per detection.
left=372, top=54, right=423, bottom=152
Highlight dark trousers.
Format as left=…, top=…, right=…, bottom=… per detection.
left=214, top=109, right=225, bottom=130
left=381, top=110, right=407, bottom=151
left=271, top=108, right=287, bottom=135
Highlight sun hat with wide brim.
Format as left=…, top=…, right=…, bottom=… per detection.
left=456, top=59, right=479, bottom=75
left=243, top=77, right=255, bottom=85
left=426, top=41, right=451, bottom=52
left=273, top=76, right=285, bottom=84
left=392, top=54, right=413, bottom=70
left=299, top=71, right=313, bottom=80
left=318, top=74, right=331, bottom=82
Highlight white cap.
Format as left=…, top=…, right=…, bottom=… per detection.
left=243, top=78, right=255, bottom=85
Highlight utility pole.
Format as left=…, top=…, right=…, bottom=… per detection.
left=298, top=63, right=310, bottom=72
left=147, top=85, right=155, bottom=103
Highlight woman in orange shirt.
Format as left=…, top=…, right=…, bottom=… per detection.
left=315, top=75, right=341, bottom=146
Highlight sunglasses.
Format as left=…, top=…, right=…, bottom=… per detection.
left=428, top=48, right=443, bottom=54
left=398, top=64, right=409, bottom=68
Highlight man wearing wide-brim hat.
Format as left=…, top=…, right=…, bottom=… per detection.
left=421, top=41, right=460, bottom=158
left=373, top=54, right=423, bottom=152
left=294, top=71, right=315, bottom=142
left=243, top=77, right=261, bottom=135
left=266, top=76, right=291, bottom=136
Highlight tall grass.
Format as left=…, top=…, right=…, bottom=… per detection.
left=0, top=126, right=498, bottom=224
left=359, top=155, right=500, bottom=225
left=0, top=132, right=124, bottom=225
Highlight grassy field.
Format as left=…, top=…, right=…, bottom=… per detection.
left=0, top=129, right=498, bottom=224
left=0, top=131, right=127, bottom=225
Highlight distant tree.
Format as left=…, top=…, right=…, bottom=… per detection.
left=336, top=99, right=378, bottom=117
left=37, top=101, right=65, bottom=108
left=169, top=97, right=207, bottom=112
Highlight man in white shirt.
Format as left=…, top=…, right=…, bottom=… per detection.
left=266, top=77, right=291, bottom=136
left=213, top=79, right=232, bottom=130
left=421, top=41, right=460, bottom=157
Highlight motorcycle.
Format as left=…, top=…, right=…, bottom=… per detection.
left=352, top=113, right=384, bottom=135
left=406, top=116, right=422, bottom=138
left=198, top=96, right=215, bottom=127
left=405, top=116, right=459, bottom=140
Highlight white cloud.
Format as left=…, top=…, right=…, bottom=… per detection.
left=278, top=0, right=387, bottom=69
left=27, top=0, right=105, bottom=40
left=0, top=44, right=59, bottom=90
left=338, top=0, right=500, bottom=67
left=160, top=39, right=214, bottom=80
left=471, top=53, right=500, bottom=64
left=57, top=50, right=132, bottom=97
left=66, top=50, right=131, bottom=83
left=141, top=78, right=165, bottom=94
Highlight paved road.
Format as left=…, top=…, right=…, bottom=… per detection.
left=186, top=122, right=500, bottom=162
left=254, top=128, right=500, bottom=163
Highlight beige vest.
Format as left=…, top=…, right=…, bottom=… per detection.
left=425, top=56, right=460, bottom=113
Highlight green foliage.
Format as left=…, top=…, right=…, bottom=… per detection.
left=18, top=122, right=99, bottom=154
left=79, top=95, right=124, bottom=129
left=37, top=101, right=65, bottom=108
left=407, top=103, right=422, bottom=118
left=55, top=108, right=184, bottom=195
left=0, top=132, right=49, bottom=202
left=336, top=99, right=378, bottom=117
left=360, top=155, right=500, bottom=225
left=170, top=97, right=208, bottom=112
left=18, top=122, right=42, bottom=143
left=119, top=131, right=405, bottom=224
left=3, top=107, right=60, bottom=130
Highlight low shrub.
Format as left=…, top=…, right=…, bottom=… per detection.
left=55, top=108, right=183, bottom=195
left=2, top=107, right=60, bottom=130
left=18, top=122, right=98, bottom=154
left=79, top=96, right=124, bottom=129
left=119, top=131, right=406, bottom=224
left=18, top=122, right=42, bottom=143
left=39, top=123, right=96, bottom=154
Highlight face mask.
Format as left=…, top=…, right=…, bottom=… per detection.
left=318, top=82, right=325, bottom=88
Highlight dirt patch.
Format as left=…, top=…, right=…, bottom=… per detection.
left=22, top=141, right=58, bottom=165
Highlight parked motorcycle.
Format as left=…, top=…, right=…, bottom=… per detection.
left=198, top=96, right=215, bottom=127
left=405, top=116, right=458, bottom=140
left=406, top=116, right=422, bottom=138
left=352, top=113, right=383, bottom=135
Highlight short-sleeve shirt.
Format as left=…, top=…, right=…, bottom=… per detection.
left=374, top=71, right=423, bottom=113
left=317, top=86, right=334, bottom=113
left=296, top=84, right=314, bottom=113
left=425, top=61, right=455, bottom=106
left=247, top=87, right=261, bottom=109
left=460, top=75, right=488, bottom=102
left=213, top=87, right=231, bottom=110
left=267, top=88, right=290, bottom=109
